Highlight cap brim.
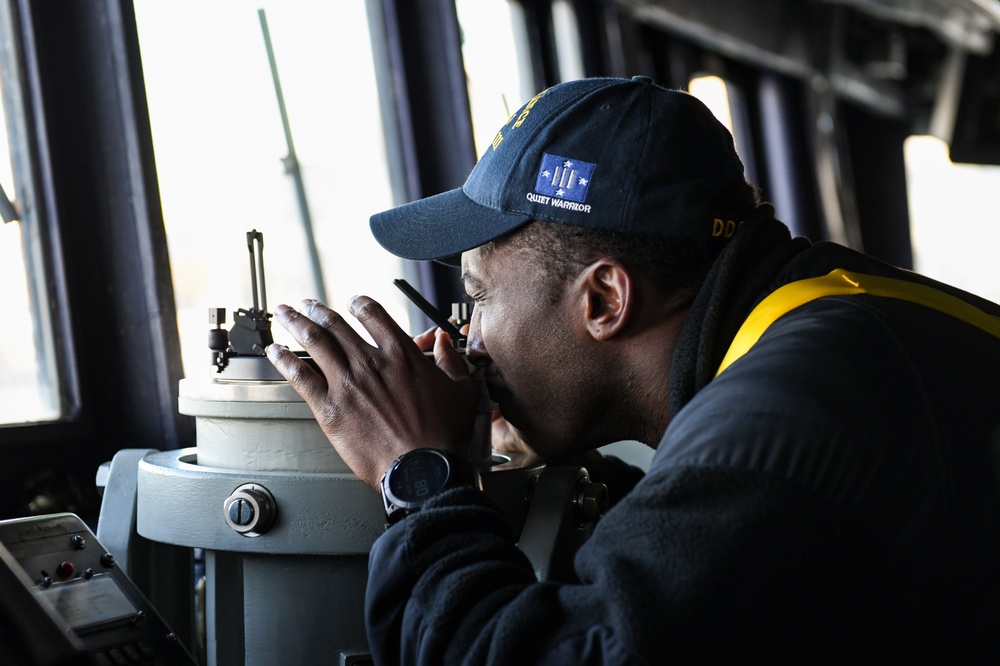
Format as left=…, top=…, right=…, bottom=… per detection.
left=370, top=187, right=533, bottom=267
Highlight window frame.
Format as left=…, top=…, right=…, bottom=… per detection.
left=0, top=0, right=68, bottom=426
left=0, top=0, right=189, bottom=521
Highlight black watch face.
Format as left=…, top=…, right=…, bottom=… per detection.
left=389, top=452, right=449, bottom=503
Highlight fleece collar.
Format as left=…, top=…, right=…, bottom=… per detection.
left=667, top=212, right=809, bottom=418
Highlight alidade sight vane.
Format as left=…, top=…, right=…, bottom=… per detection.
left=230, top=229, right=274, bottom=355
left=247, top=229, right=267, bottom=315
left=209, top=230, right=275, bottom=373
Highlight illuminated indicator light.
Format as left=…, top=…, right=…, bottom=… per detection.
left=56, top=561, right=75, bottom=578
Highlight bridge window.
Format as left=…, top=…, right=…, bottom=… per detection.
left=133, top=1, right=406, bottom=377
left=905, top=135, right=1000, bottom=304
left=456, top=0, right=535, bottom=157
left=689, top=74, right=758, bottom=182
left=552, top=0, right=585, bottom=82
left=0, top=17, right=61, bottom=425
left=689, top=75, right=735, bottom=135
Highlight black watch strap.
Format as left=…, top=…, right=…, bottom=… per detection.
left=380, top=448, right=480, bottom=526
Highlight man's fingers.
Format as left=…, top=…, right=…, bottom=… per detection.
left=299, top=299, right=370, bottom=355
left=266, top=343, right=328, bottom=400
left=348, top=295, right=416, bottom=356
left=413, top=326, right=437, bottom=352
left=273, top=303, right=350, bottom=373
left=433, top=328, right=472, bottom=380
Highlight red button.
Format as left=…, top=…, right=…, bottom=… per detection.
left=56, top=561, right=74, bottom=578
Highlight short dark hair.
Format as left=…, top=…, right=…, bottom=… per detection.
left=484, top=179, right=764, bottom=302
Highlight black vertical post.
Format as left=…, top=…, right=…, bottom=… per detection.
left=841, top=102, right=914, bottom=268
left=367, top=0, right=478, bottom=322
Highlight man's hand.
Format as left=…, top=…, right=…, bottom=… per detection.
left=422, top=321, right=537, bottom=458
left=490, top=412, right=535, bottom=455
left=266, top=296, right=480, bottom=488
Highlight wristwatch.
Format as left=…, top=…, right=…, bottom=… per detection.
left=380, top=448, right=480, bottom=526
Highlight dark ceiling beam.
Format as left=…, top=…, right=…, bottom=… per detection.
left=613, top=0, right=991, bottom=119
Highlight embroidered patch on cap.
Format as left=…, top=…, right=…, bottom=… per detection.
left=535, top=153, right=596, bottom=203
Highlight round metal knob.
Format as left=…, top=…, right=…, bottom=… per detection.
left=574, top=480, right=609, bottom=524
left=223, top=483, right=277, bottom=537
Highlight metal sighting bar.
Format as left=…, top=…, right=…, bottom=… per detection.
left=221, top=229, right=275, bottom=359
left=247, top=229, right=267, bottom=313
left=258, top=8, right=328, bottom=305
left=393, top=278, right=466, bottom=341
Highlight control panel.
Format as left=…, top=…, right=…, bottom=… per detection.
left=0, top=513, right=195, bottom=666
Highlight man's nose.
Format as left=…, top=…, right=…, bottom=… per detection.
left=465, top=314, right=490, bottom=368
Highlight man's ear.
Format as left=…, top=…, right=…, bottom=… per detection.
left=576, top=259, right=634, bottom=341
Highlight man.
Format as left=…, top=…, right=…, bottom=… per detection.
left=267, top=76, right=1000, bottom=663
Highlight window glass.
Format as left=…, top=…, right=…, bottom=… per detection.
left=689, top=75, right=736, bottom=136
left=0, top=16, right=61, bottom=425
left=552, top=0, right=585, bottom=83
left=133, top=1, right=406, bottom=378
left=455, top=0, right=535, bottom=157
left=689, top=74, right=760, bottom=189
left=905, top=135, right=1000, bottom=303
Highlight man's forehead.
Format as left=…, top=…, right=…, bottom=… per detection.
left=461, top=241, right=552, bottom=290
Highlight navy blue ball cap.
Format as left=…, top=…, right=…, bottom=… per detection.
left=370, top=76, right=749, bottom=265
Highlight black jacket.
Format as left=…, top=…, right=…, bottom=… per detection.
left=366, top=220, right=1000, bottom=664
